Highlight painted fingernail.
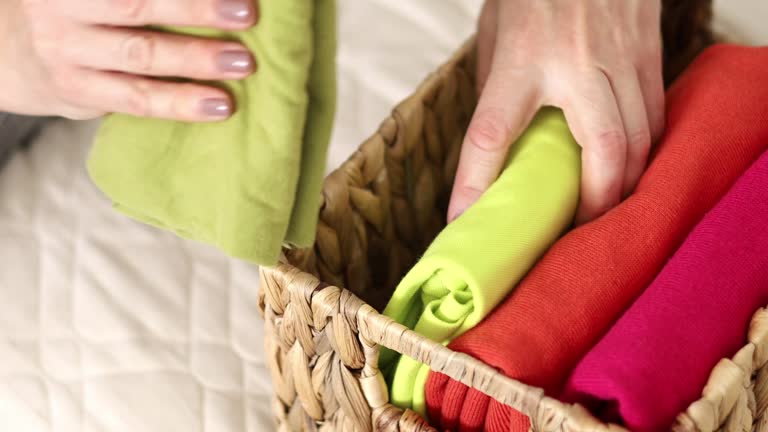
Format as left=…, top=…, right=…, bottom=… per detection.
left=218, top=0, right=255, bottom=24
left=216, top=50, right=254, bottom=74
left=200, top=98, right=232, bottom=118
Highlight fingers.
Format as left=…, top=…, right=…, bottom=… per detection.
left=476, top=0, right=499, bottom=95
left=57, top=69, right=234, bottom=122
left=59, top=27, right=255, bottom=80
left=453, top=0, right=663, bottom=227
left=607, top=66, right=652, bottom=196
left=447, top=57, right=540, bottom=222
left=54, top=0, right=258, bottom=30
left=562, top=69, right=627, bottom=225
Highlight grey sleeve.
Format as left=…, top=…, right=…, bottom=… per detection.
left=0, top=112, right=50, bottom=166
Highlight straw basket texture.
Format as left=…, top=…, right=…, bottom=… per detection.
left=258, top=1, right=766, bottom=430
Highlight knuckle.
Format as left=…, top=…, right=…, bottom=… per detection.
left=466, top=112, right=510, bottom=153
left=113, top=0, right=149, bottom=22
left=627, top=127, right=651, bottom=151
left=121, top=34, right=156, bottom=73
left=124, top=81, right=152, bottom=117
left=592, top=129, right=627, bottom=162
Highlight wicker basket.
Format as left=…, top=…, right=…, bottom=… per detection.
left=258, top=1, right=768, bottom=430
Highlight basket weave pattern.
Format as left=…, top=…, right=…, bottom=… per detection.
left=260, top=44, right=478, bottom=431
left=256, top=1, right=768, bottom=430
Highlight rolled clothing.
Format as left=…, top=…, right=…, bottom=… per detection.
left=561, top=149, right=768, bottom=432
left=424, top=44, right=768, bottom=432
left=381, top=107, right=581, bottom=415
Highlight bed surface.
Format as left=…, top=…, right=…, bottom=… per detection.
left=0, top=0, right=764, bottom=430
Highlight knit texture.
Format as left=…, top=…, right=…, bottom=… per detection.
left=381, top=108, right=581, bottom=415
left=87, top=0, right=336, bottom=266
left=561, top=150, right=768, bottom=432
left=424, top=44, right=768, bottom=431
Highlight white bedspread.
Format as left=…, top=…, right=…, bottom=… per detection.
left=0, top=1, right=763, bottom=431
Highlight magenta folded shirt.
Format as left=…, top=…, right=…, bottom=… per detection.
left=561, top=149, right=768, bottom=432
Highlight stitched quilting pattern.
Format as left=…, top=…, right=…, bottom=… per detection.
left=0, top=120, right=273, bottom=432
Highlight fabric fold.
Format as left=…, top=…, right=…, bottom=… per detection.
left=425, top=44, right=768, bottom=432
left=381, top=107, right=581, bottom=415
left=287, top=0, right=337, bottom=244
left=561, top=149, right=768, bottom=432
left=87, top=0, right=336, bottom=265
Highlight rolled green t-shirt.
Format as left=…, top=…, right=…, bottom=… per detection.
left=381, top=107, right=582, bottom=415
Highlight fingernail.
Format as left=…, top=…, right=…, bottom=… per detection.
left=200, top=98, right=232, bottom=118
left=218, top=0, right=255, bottom=24
left=216, top=50, right=254, bottom=74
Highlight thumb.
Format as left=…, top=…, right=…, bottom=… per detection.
left=447, top=61, right=539, bottom=222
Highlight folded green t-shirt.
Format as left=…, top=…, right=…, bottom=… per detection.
left=88, top=0, right=336, bottom=265
left=381, top=107, right=581, bottom=415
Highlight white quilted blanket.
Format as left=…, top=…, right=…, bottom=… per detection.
left=0, top=1, right=763, bottom=431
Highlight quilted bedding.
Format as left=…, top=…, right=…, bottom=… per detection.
left=0, top=0, right=763, bottom=431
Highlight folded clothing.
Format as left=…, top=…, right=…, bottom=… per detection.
left=381, top=108, right=581, bottom=415
left=425, top=44, right=768, bottom=432
left=289, top=0, right=336, bottom=245
left=561, top=149, right=768, bottom=432
left=87, top=0, right=336, bottom=265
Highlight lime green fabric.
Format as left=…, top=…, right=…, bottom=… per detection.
left=381, top=107, right=581, bottom=415
left=87, top=0, right=336, bottom=265
left=287, top=0, right=336, bottom=244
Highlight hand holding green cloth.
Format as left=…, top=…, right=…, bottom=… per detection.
left=87, top=0, right=336, bottom=265
left=381, top=107, right=581, bottom=415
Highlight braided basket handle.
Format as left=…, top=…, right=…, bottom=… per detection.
left=261, top=260, right=620, bottom=431
left=356, top=300, right=625, bottom=432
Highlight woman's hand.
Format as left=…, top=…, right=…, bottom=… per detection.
left=0, top=0, right=258, bottom=121
left=448, top=0, right=665, bottom=224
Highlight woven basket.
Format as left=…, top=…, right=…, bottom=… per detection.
left=258, top=1, right=767, bottom=430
